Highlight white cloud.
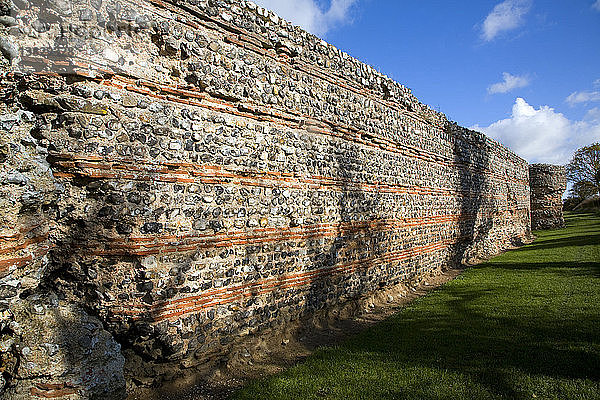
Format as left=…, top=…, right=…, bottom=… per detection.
left=253, top=0, right=358, bottom=36
left=586, top=107, right=600, bottom=121
left=594, top=79, right=600, bottom=88
left=471, top=98, right=600, bottom=164
left=481, top=0, right=532, bottom=41
left=566, top=91, right=600, bottom=106
left=488, top=72, right=530, bottom=94
left=593, top=0, right=600, bottom=11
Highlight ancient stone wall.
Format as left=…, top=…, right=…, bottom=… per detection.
left=1, top=0, right=532, bottom=397
left=529, top=164, right=567, bottom=230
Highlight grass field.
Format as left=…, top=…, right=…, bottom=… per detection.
left=233, top=213, right=600, bottom=400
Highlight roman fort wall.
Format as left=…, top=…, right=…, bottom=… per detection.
left=529, top=164, right=567, bottom=230
left=0, top=0, right=533, bottom=397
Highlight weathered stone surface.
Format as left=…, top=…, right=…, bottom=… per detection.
left=2, top=294, right=126, bottom=399
left=0, top=0, right=536, bottom=396
left=530, top=164, right=566, bottom=230
left=0, top=36, right=18, bottom=61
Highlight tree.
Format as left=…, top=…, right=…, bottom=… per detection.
left=568, top=180, right=597, bottom=200
left=566, top=143, right=600, bottom=198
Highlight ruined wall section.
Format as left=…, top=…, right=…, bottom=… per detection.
left=0, top=76, right=126, bottom=398
left=530, top=164, right=566, bottom=230
left=1, top=0, right=531, bottom=395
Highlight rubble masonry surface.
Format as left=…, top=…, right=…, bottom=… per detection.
left=529, top=164, right=567, bottom=230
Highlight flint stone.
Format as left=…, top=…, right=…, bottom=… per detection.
left=90, top=0, right=101, bottom=10
left=79, top=8, right=93, bottom=21
left=141, top=222, right=162, bottom=234
left=12, top=0, right=29, bottom=10
left=31, top=19, right=48, bottom=32
left=0, top=16, right=17, bottom=26
left=0, top=36, right=18, bottom=61
left=122, top=95, right=138, bottom=107
left=47, top=0, right=72, bottom=16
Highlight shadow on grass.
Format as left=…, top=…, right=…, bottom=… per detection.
left=327, top=280, right=600, bottom=400
left=489, top=261, right=600, bottom=278
left=520, top=234, right=600, bottom=252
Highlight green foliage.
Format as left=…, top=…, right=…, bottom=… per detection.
left=233, top=213, right=600, bottom=400
left=566, top=143, right=600, bottom=199
left=563, top=196, right=582, bottom=211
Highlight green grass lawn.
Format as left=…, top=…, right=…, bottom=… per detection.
left=232, top=213, right=600, bottom=400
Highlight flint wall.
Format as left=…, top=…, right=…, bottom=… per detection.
left=1, top=0, right=531, bottom=397
left=529, top=164, right=567, bottom=230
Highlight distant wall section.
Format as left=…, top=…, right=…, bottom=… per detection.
left=529, top=164, right=567, bottom=230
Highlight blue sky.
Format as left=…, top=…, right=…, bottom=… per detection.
left=254, top=0, right=600, bottom=165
